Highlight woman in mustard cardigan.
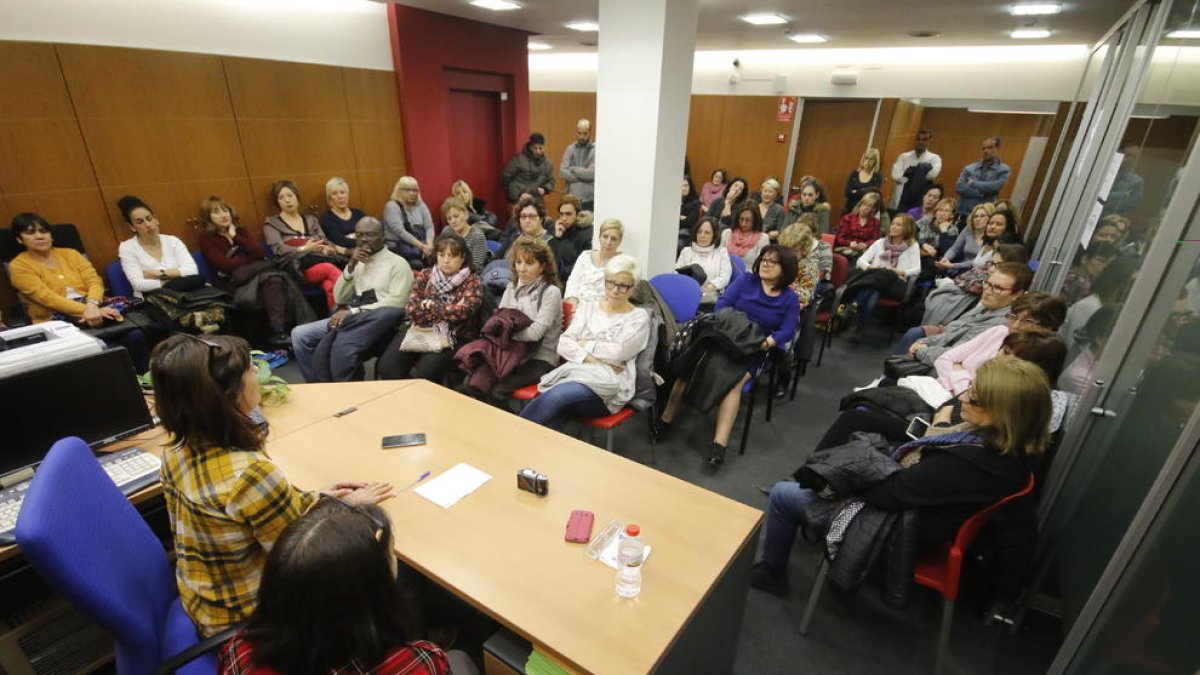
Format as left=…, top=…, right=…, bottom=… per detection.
left=8, top=212, right=151, bottom=370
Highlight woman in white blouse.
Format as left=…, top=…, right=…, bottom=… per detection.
left=117, top=195, right=198, bottom=297
left=675, top=217, right=731, bottom=304
left=563, top=218, right=623, bottom=310
left=520, top=254, right=650, bottom=431
left=838, top=214, right=921, bottom=342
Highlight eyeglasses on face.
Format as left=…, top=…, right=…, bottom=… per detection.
left=759, top=258, right=780, bottom=267
left=519, top=213, right=540, bottom=220
left=1006, top=313, right=1041, bottom=327
left=983, top=280, right=1014, bottom=294
left=604, top=279, right=634, bottom=293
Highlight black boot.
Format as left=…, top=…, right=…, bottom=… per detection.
left=708, top=442, right=727, bottom=466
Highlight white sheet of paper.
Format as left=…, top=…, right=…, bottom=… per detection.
left=597, top=537, right=653, bottom=570
left=414, top=463, right=492, bottom=508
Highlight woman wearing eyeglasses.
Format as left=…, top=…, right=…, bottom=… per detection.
left=151, top=334, right=394, bottom=637
left=383, top=176, right=435, bottom=270
left=751, top=357, right=1048, bottom=596
left=659, top=245, right=800, bottom=466
left=520, top=254, right=650, bottom=432
left=219, top=500, right=461, bottom=675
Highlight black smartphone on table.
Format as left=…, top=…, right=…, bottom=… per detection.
left=382, top=433, right=426, bottom=449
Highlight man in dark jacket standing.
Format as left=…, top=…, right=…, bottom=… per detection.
left=501, top=132, right=555, bottom=204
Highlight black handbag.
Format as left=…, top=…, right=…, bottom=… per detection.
left=883, top=355, right=934, bottom=379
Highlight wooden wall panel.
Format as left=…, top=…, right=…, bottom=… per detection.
left=711, top=96, right=793, bottom=190
left=686, top=96, right=725, bottom=188
left=880, top=99, right=926, bottom=204
left=0, top=40, right=409, bottom=320
left=791, top=99, right=879, bottom=218
left=920, top=108, right=1050, bottom=208
left=529, top=91, right=596, bottom=217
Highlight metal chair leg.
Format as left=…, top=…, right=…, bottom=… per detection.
left=817, top=319, right=831, bottom=367
left=933, top=597, right=954, bottom=675
left=605, top=429, right=614, bottom=453
left=765, top=361, right=776, bottom=422
left=798, top=557, right=830, bottom=636
left=739, top=381, right=757, bottom=455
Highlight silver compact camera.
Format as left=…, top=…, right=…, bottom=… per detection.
left=517, top=468, right=549, bottom=496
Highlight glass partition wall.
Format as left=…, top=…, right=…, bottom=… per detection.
left=1014, top=0, right=1200, bottom=670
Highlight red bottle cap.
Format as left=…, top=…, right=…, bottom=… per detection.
left=625, top=524, right=640, bottom=537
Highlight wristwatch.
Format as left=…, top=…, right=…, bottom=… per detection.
left=157, top=267, right=168, bottom=281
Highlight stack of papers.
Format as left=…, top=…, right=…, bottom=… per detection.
left=526, top=649, right=569, bottom=675
left=414, top=463, right=491, bottom=508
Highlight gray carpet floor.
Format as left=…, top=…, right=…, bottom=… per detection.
left=272, top=325, right=1063, bottom=674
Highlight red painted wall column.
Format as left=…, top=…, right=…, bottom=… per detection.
left=388, top=4, right=530, bottom=215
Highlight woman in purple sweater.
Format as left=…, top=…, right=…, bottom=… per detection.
left=659, top=245, right=799, bottom=466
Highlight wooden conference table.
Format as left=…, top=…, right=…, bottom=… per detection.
left=261, top=380, right=763, bottom=675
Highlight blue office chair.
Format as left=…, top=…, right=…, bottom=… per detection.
left=106, top=260, right=135, bottom=298
left=729, top=253, right=747, bottom=276
left=15, top=437, right=228, bottom=675
left=648, top=274, right=702, bottom=323
left=191, top=251, right=216, bottom=285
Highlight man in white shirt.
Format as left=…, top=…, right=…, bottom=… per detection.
left=291, top=217, right=414, bottom=382
left=890, top=128, right=943, bottom=213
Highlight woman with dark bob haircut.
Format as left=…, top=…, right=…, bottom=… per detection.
left=152, top=334, right=392, bottom=636
left=377, top=231, right=484, bottom=383
left=219, top=499, right=460, bottom=675
left=8, top=212, right=151, bottom=370
left=659, top=245, right=800, bottom=466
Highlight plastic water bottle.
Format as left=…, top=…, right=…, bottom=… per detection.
left=615, top=524, right=644, bottom=598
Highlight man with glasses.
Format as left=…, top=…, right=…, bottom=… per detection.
left=955, top=136, right=1010, bottom=218
left=291, top=218, right=413, bottom=382
left=892, top=262, right=1032, bottom=370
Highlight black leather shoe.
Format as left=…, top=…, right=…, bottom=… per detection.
left=268, top=331, right=292, bottom=349
left=708, top=442, right=726, bottom=466
left=749, top=561, right=788, bottom=596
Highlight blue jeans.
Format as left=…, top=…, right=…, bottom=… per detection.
left=519, top=382, right=611, bottom=432
left=761, top=481, right=817, bottom=572
left=892, top=326, right=927, bottom=355
left=850, top=288, right=880, bottom=331
left=291, top=308, right=403, bottom=382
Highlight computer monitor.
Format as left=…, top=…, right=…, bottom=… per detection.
left=0, top=348, right=153, bottom=477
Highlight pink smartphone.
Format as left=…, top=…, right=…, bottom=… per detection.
left=565, top=510, right=594, bottom=543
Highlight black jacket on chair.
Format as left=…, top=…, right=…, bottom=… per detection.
left=669, top=308, right=766, bottom=413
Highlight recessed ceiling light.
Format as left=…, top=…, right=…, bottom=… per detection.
left=1011, top=28, right=1053, bottom=38
left=528, top=41, right=551, bottom=51
left=1010, top=3, right=1062, bottom=16
left=1166, top=29, right=1200, bottom=39
left=470, top=0, right=521, bottom=10
left=789, top=33, right=828, bottom=44
left=742, top=13, right=788, bottom=25
left=565, top=21, right=599, bottom=32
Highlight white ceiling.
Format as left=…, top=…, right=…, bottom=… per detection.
left=390, top=0, right=1137, bottom=52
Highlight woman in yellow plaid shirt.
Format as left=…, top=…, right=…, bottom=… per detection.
left=151, top=334, right=393, bottom=636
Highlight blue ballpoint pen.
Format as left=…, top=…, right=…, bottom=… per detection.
left=400, top=470, right=431, bottom=493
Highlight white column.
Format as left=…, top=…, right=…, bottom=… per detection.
left=594, top=0, right=698, bottom=278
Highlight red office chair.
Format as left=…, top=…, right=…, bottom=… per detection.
left=815, top=253, right=850, bottom=366
left=798, top=474, right=1036, bottom=675
left=510, top=301, right=574, bottom=402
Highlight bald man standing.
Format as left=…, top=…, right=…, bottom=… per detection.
left=560, top=119, right=596, bottom=212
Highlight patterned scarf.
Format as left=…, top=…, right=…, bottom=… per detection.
left=880, top=240, right=910, bottom=268
left=429, top=264, right=471, bottom=299
left=728, top=228, right=759, bottom=257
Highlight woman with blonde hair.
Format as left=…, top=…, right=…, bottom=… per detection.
left=751, top=356, right=1045, bottom=595
left=843, top=148, right=882, bottom=216
left=383, top=176, right=435, bottom=270
left=838, top=213, right=921, bottom=341
left=441, top=196, right=489, bottom=270
left=937, top=202, right=994, bottom=275
left=564, top=218, right=624, bottom=309
left=319, top=176, right=365, bottom=254
left=451, top=179, right=498, bottom=229
left=777, top=220, right=820, bottom=306
left=757, top=177, right=787, bottom=240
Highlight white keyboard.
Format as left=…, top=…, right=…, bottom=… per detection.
left=0, top=447, right=161, bottom=545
